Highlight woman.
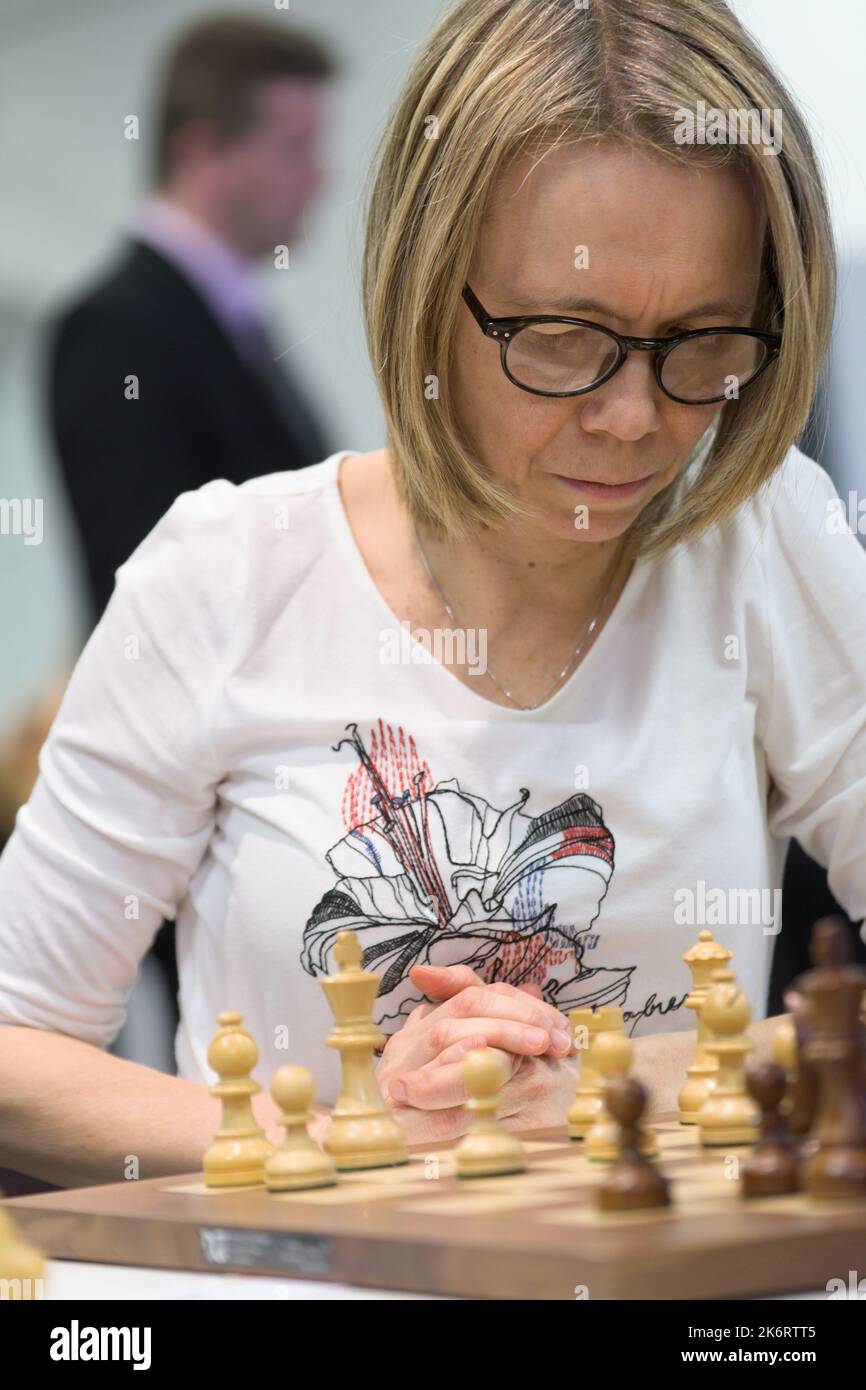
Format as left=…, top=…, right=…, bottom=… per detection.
left=2, top=0, right=863, bottom=1188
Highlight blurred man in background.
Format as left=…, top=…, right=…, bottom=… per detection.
left=48, top=14, right=337, bottom=621
left=34, top=15, right=338, bottom=1089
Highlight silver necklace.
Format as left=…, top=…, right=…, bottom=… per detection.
left=413, top=527, right=625, bottom=711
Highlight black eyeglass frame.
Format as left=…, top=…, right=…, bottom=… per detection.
left=462, top=283, right=782, bottom=406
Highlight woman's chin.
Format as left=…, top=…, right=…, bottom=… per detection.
left=542, top=504, right=641, bottom=544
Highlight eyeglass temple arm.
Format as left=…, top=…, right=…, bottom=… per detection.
left=462, top=283, right=491, bottom=331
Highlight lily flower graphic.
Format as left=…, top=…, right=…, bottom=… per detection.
left=302, top=723, right=634, bottom=1030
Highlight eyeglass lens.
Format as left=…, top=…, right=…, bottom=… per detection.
left=505, top=322, right=768, bottom=401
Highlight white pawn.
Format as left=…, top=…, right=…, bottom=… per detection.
left=567, top=1006, right=624, bottom=1139
left=203, top=1011, right=273, bottom=1188
left=586, top=1032, right=658, bottom=1160
left=265, top=1066, right=337, bottom=1192
left=455, top=1049, right=526, bottom=1178
left=699, top=968, right=760, bottom=1147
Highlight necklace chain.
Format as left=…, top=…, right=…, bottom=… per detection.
left=413, top=527, right=625, bottom=711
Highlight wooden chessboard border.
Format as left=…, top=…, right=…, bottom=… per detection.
left=6, top=1117, right=866, bottom=1300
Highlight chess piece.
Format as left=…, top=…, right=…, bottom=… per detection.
left=771, top=1016, right=798, bottom=1116
left=455, top=1048, right=526, bottom=1178
left=741, top=1062, right=800, bottom=1198
left=203, top=1011, right=274, bottom=1187
left=0, top=1198, right=44, bottom=1298
left=698, top=968, right=760, bottom=1147
left=585, top=1031, right=658, bottom=1161
left=567, top=1006, right=624, bottom=1139
left=320, top=930, right=409, bottom=1170
left=787, top=917, right=854, bottom=1145
left=596, top=1077, right=671, bottom=1213
left=797, top=919, right=866, bottom=1125
left=785, top=986, right=818, bottom=1137
left=567, top=1008, right=600, bottom=1139
left=800, top=917, right=866, bottom=1200
left=678, top=930, right=732, bottom=1123
left=265, top=1066, right=337, bottom=1192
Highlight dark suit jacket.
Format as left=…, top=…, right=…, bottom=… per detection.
left=48, top=240, right=331, bottom=619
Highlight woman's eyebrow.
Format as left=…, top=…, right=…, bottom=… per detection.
left=505, top=293, right=755, bottom=320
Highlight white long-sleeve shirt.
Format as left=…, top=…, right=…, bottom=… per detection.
left=1, top=446, right=865, bottom=1104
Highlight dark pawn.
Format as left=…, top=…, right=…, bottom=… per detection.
left=787, top=917, right=855, bottom=1138
left=741, top=1062, right=800, bottom=1198
left=596, top=1078, right=670, bottom=1213
left=784, top=987, right=818, bottom=1138
left=801, top=916, right=866, bottom=1200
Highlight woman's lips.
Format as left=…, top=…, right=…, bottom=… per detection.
left=555, top=472, right=656, bottom=499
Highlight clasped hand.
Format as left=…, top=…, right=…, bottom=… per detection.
left=377, top=963, right=580, bottom=1143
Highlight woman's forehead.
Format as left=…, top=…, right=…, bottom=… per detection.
left=475, top=143, right=766, bottom=307
left=485, top=141, right=762, bottom=236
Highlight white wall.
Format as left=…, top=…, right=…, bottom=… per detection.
left=731, top=1, right=866, bottom=500
left=731, top=0, right=866, bottom=260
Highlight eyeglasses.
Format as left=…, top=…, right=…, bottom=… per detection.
left=462, top=283, right=781, bottom=405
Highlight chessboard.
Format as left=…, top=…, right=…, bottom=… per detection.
left=6, top=1113, right=866, bottom=1300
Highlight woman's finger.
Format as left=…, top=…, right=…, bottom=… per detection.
left=414, top=993, right=571, bottom=1059
left=406, top=968, right=571, bottom=1041
left=426, top=1014, right=570, bottom=1061
left=423, top=1034, right=522, bottom=1076
left=408, top=963, right=485, bottom=1000
left=487, top=980, right=571, bottom=1032
left=516, top=981, right=545, bottom=1001
left=400, top=999, right=438, bottom=1032
left=387, top=1050, right=511, bottom=1110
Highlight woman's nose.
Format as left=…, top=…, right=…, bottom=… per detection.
left=579, top=351, right=663, bottom=439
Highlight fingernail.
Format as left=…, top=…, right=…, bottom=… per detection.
left=552, top=1028, right=572, bottom=1053
left=389, top=1079, right=407, bottom=1103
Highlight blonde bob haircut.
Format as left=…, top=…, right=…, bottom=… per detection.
left=361, top=0, right=835, bottom=555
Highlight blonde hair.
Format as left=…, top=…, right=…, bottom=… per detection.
left=361, top=0, right=836, bottom=555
